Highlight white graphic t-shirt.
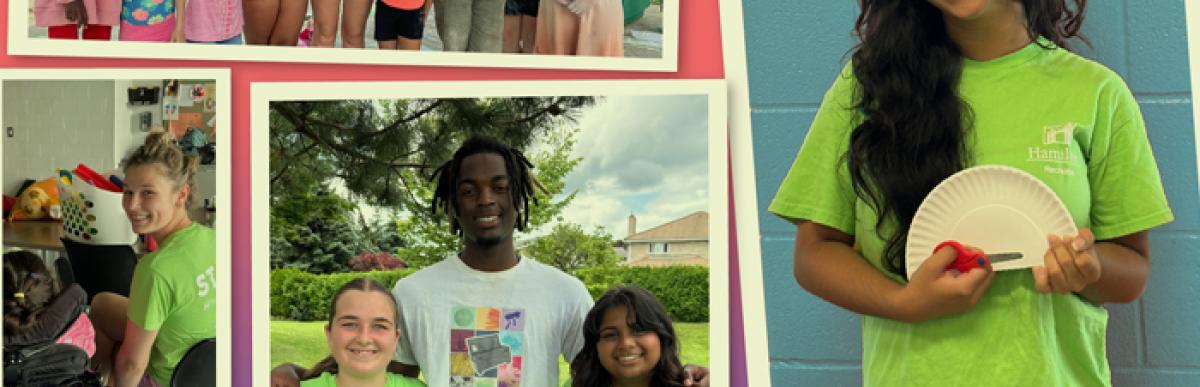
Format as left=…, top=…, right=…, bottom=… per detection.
left=392, top=255, right=593, bottom=387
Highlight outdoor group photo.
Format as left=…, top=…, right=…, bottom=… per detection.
left=263, top=91, right=717, bottom=386
left=26, top=0, right=665, bottom=57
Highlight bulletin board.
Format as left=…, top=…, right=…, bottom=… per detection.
left=162, top=79, right=217, bottom=142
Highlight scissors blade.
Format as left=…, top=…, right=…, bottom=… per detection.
left=987, top=252, right=1023, bottom=263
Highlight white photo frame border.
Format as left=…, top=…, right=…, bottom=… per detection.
left=718, top=0, right=769, bottom=383
left=1188, top=0, right=1200, bottom=219
left=0, top=68, right=234, bottom=387
left=8, top=1, right=679, bottom=72
left=250, top=79, right=728, bottom=385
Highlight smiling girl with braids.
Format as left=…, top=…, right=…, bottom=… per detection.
left=769, top=1, right=1173, bottom=385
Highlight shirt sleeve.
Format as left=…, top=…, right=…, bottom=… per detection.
left=767, top=62, right=861, bottom=234
left=1085, top=76, right=1174, bottom=240
left=391, top=283, right=419, bottom=365
left=127, top=261, right=169, bottom=331
left=560, top=280, right=594, bottom=363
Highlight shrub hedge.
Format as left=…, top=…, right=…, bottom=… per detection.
left=270, top=265, right=709, bottom=322
left=575, top=265, right=708, bottom=322
left=270, top=268, right=416, bottom=321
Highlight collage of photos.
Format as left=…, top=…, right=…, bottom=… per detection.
left=11, top=0, right=678, bottom=69
left=3, top=0, right=1200, bottom=386
left=0, top=70, right=232, bottom=386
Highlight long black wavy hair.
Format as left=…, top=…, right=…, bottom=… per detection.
left=848, top=0, right=1086, bottom=278
left=571, top=286, right=685, bottom=387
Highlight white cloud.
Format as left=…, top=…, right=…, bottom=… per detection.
left=346, top=94, right=713, bottom=244
left=541, top=94, right=710, bottom=239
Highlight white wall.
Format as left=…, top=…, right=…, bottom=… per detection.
left=2, top=80, right=116, bottom=194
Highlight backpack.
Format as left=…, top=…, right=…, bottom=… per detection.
left=3, top=284, right=99, bottom=387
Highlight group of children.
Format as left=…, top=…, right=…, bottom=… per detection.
left=247, top=0, right=627, bottom=54
left=33, top=0, right=244, bottom=43
left=35, top=0, right=627, bottom=56
left=295, top=278, right=686, bottom=387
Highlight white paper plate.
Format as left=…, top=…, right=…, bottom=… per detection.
left=905, top=165, right=1077, bottom=279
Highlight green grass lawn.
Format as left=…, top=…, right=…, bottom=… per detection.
left=270, top=320, right=710, bottom=383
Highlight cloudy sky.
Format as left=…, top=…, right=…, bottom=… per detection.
left=538, top=94, right=711, bottom=240
left=340, top=94, right=711, bottom=242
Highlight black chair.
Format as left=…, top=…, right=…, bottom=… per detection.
left=58, top=238, right=138, bottom=302
left=54, top=256, right=75, bottom=288
left=171, top=338, right=215, bottom=387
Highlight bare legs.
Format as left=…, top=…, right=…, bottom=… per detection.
left=89, top=292, right=130, bottom=382
left=244, top=0, right=308, bottom=45
left=503, top=11, right=535, bottom=53
left=312, top=0, right=373, bottom=48
left=503, top=15, right=520, bottom=52
left=310, top=0, right=341, bottom=47
left=341, top=0, right=374, bottom=48
left=518, top=15, right=535, bottom=53
left=378, top=38, right=422, bottom=50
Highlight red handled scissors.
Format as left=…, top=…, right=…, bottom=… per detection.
left=934, top=241, right=1023, bottom=273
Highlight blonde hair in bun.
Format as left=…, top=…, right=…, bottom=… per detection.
left=122, top=131, right=200, bottom=208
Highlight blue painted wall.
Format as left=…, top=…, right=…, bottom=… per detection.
left=744, top=1, right=1200, bottom=385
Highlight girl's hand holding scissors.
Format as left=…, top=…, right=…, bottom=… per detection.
left=894, top=243, right=996, bottom=323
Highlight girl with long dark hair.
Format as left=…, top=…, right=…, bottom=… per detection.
left=571, top=286, right=686, bottom=387
left=769, top=1, right=1172, bottom=385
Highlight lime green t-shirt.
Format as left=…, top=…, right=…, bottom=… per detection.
left=768, top=38, right=1174, bottom=386
left=300, top=372, right=427, bottom=387
left=127, top=222, right=217, bottom=385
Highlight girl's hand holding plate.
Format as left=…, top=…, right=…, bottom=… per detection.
left=1033, top=229, right=1100, bottom=294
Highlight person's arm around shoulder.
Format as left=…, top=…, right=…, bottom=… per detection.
left=389, top=278, right=422, bottom=378
left=392, top=370, right=428, bottom=386
left=794, top=221, right=996, bottom=323
left=388, top=362, right=421, bottom=378
left=112, top=320, right=158, bottom=387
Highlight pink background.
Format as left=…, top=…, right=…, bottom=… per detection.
left=0, top=0, right=745, bottom=384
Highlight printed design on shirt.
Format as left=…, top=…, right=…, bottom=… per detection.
left=1027, top=122, right=1078, bottom=176
left=122, top=0, right=175, bottom=26
left=195, top=265, right=216, bottom=311
left=450, top=306, right=524, bottom=387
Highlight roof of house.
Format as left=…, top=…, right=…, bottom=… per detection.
left=625, top=211, right=708, bottom=242
left=627, top=256, right=708, bottom=267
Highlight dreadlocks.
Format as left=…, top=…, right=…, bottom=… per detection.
left=430, top=135, right=539, bottom=235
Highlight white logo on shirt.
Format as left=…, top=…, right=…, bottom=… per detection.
left=1028, top=122, right=1078, bottom=175
left=1043, top=122, right=1074, bottom=145
left=196, top=266, right=216, bottom=298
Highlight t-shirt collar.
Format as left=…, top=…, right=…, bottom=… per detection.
left=962, top=35, right=1052, bottom=72
left=451, top=252, right=526, bottom=277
